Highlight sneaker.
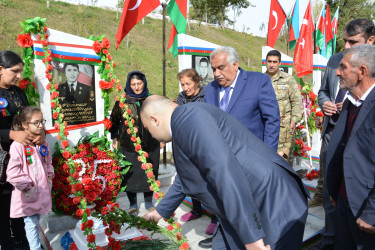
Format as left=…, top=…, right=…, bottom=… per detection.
left=205, top=222, right=216, bottom=235
left=127, top=208, right=138, bottom=216
left=308, top=195, right=323, bottom=207
left=180, top=211, right=201, bottom=222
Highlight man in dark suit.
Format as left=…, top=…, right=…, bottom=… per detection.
left=326, top=44, right=375, bottom=249
left=58, top=63, right=92, bottom=104
left=142, top=95, right=308, bottom=250
left=205, top=46, right=280, bottom=152
left=310, top=19, right=375, bottom=250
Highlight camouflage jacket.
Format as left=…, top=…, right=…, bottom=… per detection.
left=269, top=71, right=303, bottom=126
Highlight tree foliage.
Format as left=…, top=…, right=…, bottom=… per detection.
left=326, top=0, right=375, bottom=52
left=190, top=0, right=252, bottom=29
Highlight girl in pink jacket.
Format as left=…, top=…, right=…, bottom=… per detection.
left=6, top=106, right=54, bottom=250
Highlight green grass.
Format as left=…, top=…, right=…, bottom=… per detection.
left=0, top=0, right=291, bottom=102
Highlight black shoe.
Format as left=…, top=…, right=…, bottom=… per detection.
left=308, top=243, right=334, bottom=250
left=198, top=237, right=213, bottom=249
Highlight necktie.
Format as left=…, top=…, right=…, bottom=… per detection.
left=331, top=88, right=347, bottom=123
left=70, top=84, right=75, bottom=95
left=335, top=88, right=346, bottom=104
left=220, top=86, right=232, bottom=111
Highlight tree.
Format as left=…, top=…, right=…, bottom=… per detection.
left=326, top=0, right=375, bottom=52
left=190, top=0, right=253, bottom=29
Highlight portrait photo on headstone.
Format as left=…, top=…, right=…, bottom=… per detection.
left=192, top=55, right=214, bottom=87
left=50, top=61, right=96, bottom=125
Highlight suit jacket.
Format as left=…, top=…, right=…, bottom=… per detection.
left=156, top=103, right=308, bottom=249
left=58, top=82, right=92, bottom=104
left=326, top=87, right=375, bottom=227
left=318, top=52, right=344, bottom=137
left=205, top=68, right=280, bottom=151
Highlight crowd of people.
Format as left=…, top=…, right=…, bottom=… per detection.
left=0, top=17, right=374, bottom=250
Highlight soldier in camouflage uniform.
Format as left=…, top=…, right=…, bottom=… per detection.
left=266, top=50, right=303, bottom=165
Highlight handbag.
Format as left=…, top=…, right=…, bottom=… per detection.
left=0, top=143, right=10, bottom=185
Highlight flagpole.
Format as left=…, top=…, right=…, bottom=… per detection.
left=162, top=2, right=167, bottom=166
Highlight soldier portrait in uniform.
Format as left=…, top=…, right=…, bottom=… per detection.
left=52, top=62, right=96, bottom=125
left=192, top=55, right=214, bottom=87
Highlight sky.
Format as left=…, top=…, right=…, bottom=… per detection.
left=62, top=0, right=324, bottom=38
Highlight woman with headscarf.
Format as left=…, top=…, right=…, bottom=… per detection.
left=110, top=71, right=160, bottom=216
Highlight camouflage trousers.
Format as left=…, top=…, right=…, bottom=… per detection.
left=278, top=124, right=295, bottom=166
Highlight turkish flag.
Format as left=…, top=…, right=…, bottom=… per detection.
left=116, top=0, right=160, bottom=49
left=267, top=0, right=286, bottom=48
left=294, top=0, right=314, bottom=77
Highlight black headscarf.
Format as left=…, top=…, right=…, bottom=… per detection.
left=124, top=71, right=149, bottom=99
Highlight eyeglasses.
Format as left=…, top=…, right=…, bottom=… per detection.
left=28, top=119, right=46, bottom=126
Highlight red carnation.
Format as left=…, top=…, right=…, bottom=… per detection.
left=82, top=178, right=92, bottom=185
left=54, top=122, right=60, bottom=130
left=119, top=102, right=125, bottom=109
left=101, top=207, right=109, bottom=215
left=45, top=33, right=49, bottom=39
left=51, top=91, right=59, bottom=99
left=149, top=186, right=154, bottom=191
left=73, top=197, right=81, bottom=205
left=316, top=111, right=324, bottom=117
left=46, top=84, right=51, bottom=90
left=62, top=151, right=71, bottom=159
left=167, top=225, right=174, bottom=231
left=87, top=234, right=96, bottom=243
left=131, top=136, right=137, bottom=142
left=54, top=84, right=58, bottom=90
left=135, top=144, right=142, bottom=152
left=147, top=172, right=154, bottom=178
left=112, top=62, right=116, bottom=68
left=37, top=35, right=41, bottom=40
left=86, top=219, right=94, bottom=228
left=46, top=64, right=53, bottom=71
left=116, top=84, right=122, bottom=91
left=143, top=152, right=149, bottom=158
left=18, top=79, right=29, bottom=90
left=46, top=73, right=52, bottom=80
left=175, top=222, right=180, bottom=228
left=154, top=192, right=160, bottom=200
left=107, top=54, right=112, bottom=61
left=110, top=203, right=119, bottom=211
left=141, top=163, right=148, bottom=170
left=180, top=242, right=189, bottom=249
left=53, top=112, right=58, bottom=119
left=17, top=33, right=33, bottom=47
left=126, top=109, right=131, bottom=115
left=156, top=180, right=161, bottom=187
left=102, top=37, right=110, bottom=49
left=92, top=40, right=102, bottom=53
left=102, top=49, right=108, bottom=55
left=76, top=209, right=84, bottom=218
left=51, top=102, right=56, bottom=109
left=61, top=140, right=69, bottom=149
left=41, top=40, right=48, bottom=47
left=47, top=56, right=53, bottom=62
left=103, top=117, right=112, bottom=130
left=43, top=26, right=48, bottom=32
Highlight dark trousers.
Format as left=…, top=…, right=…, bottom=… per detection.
left=320, top=124, right=337, bottom=245
left=335, top=194, right=375, bottom=250
left=0, top=192, right=28, bottom=250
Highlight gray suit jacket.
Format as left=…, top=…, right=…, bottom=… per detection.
left=156, top=103, right=308, bottom=249
left=326, top=87, right=375, bottom=226
left=318, top=52, right=344, bottom=137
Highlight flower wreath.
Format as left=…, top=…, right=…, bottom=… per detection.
left=18, top=17, right=188, bottom=249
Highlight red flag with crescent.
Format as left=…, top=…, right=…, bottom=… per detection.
left=267, top=0, right=286, bottom=48
left=294, top=0, right=314, bottom=77
left=116, top=0, right=160, bottom=49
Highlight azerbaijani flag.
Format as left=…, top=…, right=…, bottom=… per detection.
left=331, top=7, right=339, bottom=53
left=288, top=0, right=299, bottom=50
left=168, top=0, right=187, bottom=57
left=324, top=4, right=334, bottom=58
left=315, top=4, right=325, bottom=55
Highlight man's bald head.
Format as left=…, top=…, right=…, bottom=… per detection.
left=140, top=95, right=177, bottom=143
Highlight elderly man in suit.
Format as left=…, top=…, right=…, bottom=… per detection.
left=205, top=46, right=280, bottom=152
left=58, top=63, right=92, bottom=104
left=309, top=19, right=375, bottom=250
left=142, top=95, right=308, bottom=250
left=326, top=44, right=375, bottom=249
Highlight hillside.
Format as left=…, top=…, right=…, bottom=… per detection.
left=0, top=0, right=290, bottom=99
